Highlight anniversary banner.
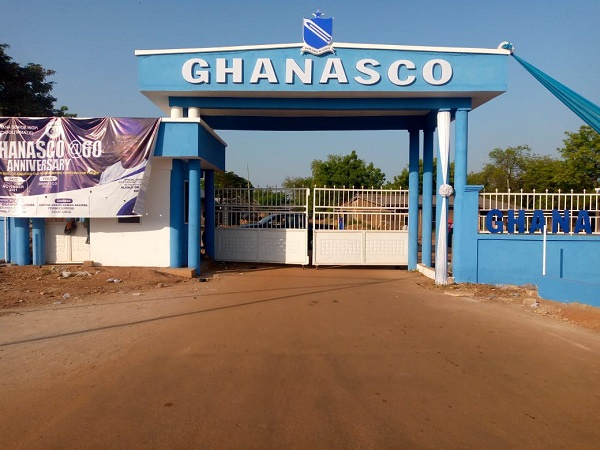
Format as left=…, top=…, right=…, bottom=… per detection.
left=0, top=117, right=160, bottom=217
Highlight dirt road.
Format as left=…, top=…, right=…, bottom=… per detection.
left=1, top=266, right=600, bottom=449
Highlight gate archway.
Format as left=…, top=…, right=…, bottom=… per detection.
left=136, top=41, right=509, bottom=276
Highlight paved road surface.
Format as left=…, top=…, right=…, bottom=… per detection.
left=1, top=267, right=600, bottom=449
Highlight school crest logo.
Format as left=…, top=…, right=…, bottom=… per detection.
left=302, top=10, right=334, bottom=55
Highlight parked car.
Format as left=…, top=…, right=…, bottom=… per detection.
left=240, top=213, right=307, bottom=229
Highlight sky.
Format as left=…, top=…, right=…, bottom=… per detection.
left=3, top=0, right=599, bottom=187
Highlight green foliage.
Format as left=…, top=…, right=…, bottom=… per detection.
left=520, top=156, right=565, bottom=192
left=214, top=171, right=253, bottom=189
left=282, top=176, right=314, bottom=188
left=311, top=150, right=385, bottom=188
left=556, top=125, right=600, bottom=190
left=470, top=127, right=600, bottom=192
left=485, top=145, right=531, bottom=191
left=385, top=158, right=454, bottom=193
left=0, top=44, right=73, bottom=117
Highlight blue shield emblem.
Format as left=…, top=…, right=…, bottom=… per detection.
left=302, top=11, right=334, bottom=55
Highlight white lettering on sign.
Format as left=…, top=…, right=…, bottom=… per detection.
left=423, top=59, right=453, bottom=85
left=182, top=58, right=210, bottom=83
left=286, top=59, right=313, bottom=84
left=388, top=60, right=416, bottom=86
left=320, top=58, right=349, bottom=84
left=250, top=58, right=278, bottom=84
left=216, top=58, right=243, bottom=83
left=354, top=59, right=381, bottom=85
left=182, top=57, right=453, bottom=87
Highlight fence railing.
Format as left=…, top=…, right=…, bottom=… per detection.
left=313, top=187, right=409, bottom=231
left=479, top=189, right=600, bottom=234
left=215, top=187, right=309, bottom=229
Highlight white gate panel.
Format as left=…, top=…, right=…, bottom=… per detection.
left=215, top=187, right=310, bottom=265
left=258, top=229, right=309, bottom=264
left=70, top=232, right=91, bottom=262
left=313, top=231, right=363, bottom=265
left=46, top=222, right=69, bottom=263
left=312, top=187, right=409, bottom=267
left=365, top=231, right=408, bottom=265
left=313, top=230, right=408, bottom=266
left=215, top=229, right=259, bottom=262
left=215, top=228, right=309, bottom=265
left=46, top=221, right=90, bottom=264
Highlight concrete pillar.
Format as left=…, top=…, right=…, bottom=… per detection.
left=13, top=218, right=31, bottom=266
left=421, top=127, right=434, bottom=267
left=9, top=217, right=16, bottom=263
left=31, top=218, right=46, bottom=265
left=170, top=106, right=183, bottom=119
left=408, top=129, right=420, bottom=270
left=454, top=185, right=483, bottom=283
left=188, top=159, right=202, bottom=274
left=169, top=159, right=186, bottom=268
left=453, top=108, right=470, bottom=281
left=0, top=217, right=7, bottom=262
left=204, top=169, right=216, bottom=260
left=435, top=130, right=448, bottom=263
left=188, top=107, right=200, bottom=119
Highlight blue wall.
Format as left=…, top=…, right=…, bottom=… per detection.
left=155, top=121, right=226, bottom=169
left=455, top=186, right=600, bottom=306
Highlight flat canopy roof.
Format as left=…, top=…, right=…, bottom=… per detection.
left=136, top=42, right=509, bottom=131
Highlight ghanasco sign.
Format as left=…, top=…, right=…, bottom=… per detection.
left=181, top=10, right=452, bottom=88
left=181, top=56, right=453, bottom=87
left=0, top=117, right=160, bottom=217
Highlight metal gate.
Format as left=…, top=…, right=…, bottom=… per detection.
left=312, top=187, right=409, bottom=266
left=215, top=187, right=310, bottom=265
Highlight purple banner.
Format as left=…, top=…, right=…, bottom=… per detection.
left=0, top=117, right=160, bottom=217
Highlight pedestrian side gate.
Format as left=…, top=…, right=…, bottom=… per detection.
left=214, top=187, right=310, bottom=265
left=312, top=187, right=409, bottom=266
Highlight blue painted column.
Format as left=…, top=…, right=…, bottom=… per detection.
left=421, top=127, right=434, bottom=267
left=13, top=218, right=31, bottom=266
left=9, top=217, right=16, bottom=263
left=169, top=159, right=185, bottom=268
left=31, top=218, right=46, bottom=265
left=453, top=108, right=470, bottom=281
left=204, top=169, right=216, bottom=260
left=0, top=217, right=6, bottom=262
left=455, top=185, right=483, bottom=283
left=408, top=129, right=420, bottom=270
left=188, top=159, right=202, bottom=274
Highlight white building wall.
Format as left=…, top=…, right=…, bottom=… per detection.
left=89, top=158, right=172, bottom=267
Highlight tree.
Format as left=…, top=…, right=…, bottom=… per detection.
left=385, top=158, right=454, bottom=193
left=468, top=145, right=532, bottom=191
left=282, top=176, right=313, bottom=188
left=0, top=44, right=73, bottom=117
left=556, top=125, right=600, bottom=190
left=520, top=155, right=565, bottom=192
left=214, top=171, right=253, bottom=188
left=311, top=150, right=385, bottom=188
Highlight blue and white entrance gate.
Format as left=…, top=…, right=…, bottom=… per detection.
left=214, top=187, right=410, bottom=266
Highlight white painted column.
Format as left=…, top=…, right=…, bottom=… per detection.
left=435, top=110, right=452, bottom=285
left=170, top=106, right=183, bottom=118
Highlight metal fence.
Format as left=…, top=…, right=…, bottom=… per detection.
left=313, top=187, right=409, bottom=231
left=215, top=187, right=310, bottom=229
left=479, top=189, right=600, bottom=234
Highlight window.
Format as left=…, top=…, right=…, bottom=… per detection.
left=118, top=217, right=141, bottom=224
